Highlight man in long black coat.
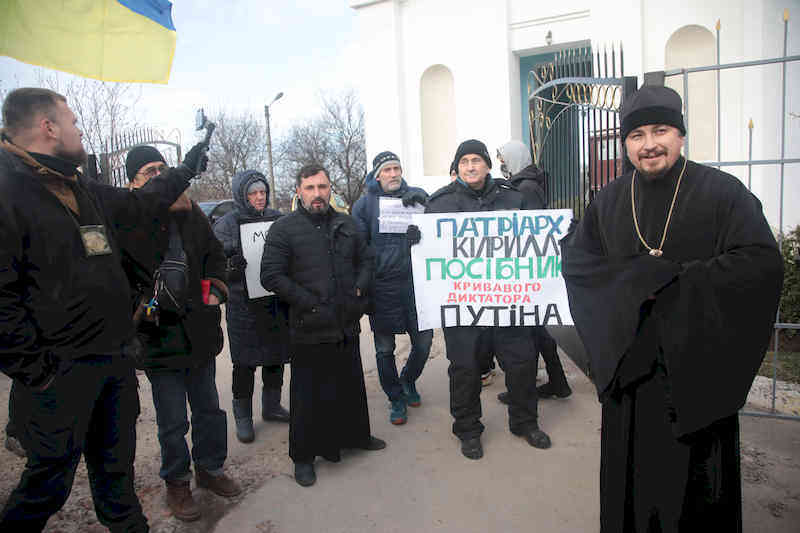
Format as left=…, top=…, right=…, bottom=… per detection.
left=214, top=170, right=290, bottom=444
left=562, top=85, right=783, bottom=532
left=261, top=163, right=386, bottom=487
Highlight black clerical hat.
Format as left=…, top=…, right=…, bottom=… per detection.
left=620, top=86, right=686, bottom=140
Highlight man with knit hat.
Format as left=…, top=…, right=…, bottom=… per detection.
left=119, top=145, right=241, bottom=522
left=352, top=151, right=431, bottom=425
left=411, top=139, right=551, bottom=460
left=562, top=85, right=782, bottom=531
left=0, top=87, right=206, bottom=532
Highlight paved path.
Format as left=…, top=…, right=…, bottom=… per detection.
left=213, top=325, right=602, bottom=533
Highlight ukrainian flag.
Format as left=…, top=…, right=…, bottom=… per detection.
left=0, top=0, right=177, bottom=84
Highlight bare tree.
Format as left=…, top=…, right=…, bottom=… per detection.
left=188, top=109, right=270, bottom=201
left=34, top=71, right=142, bottom=158
left=275, top=90, right=367, bottom=210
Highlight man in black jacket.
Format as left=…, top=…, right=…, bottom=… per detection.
left=413, top=139, right=551, bottom=460
left=495, top=140, right=571, bottom=401
left=121, top=146, right=241, bottom=522
left=0, top=88, right=204, bottom=532
left=261, top=164, right=385, bottom=487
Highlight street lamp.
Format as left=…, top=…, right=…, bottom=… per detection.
left=264, top=91, right=283, bottom=208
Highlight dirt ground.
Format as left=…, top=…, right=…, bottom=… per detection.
left=0, top=322, right=798, bottom=532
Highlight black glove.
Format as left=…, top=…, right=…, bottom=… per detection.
left=181, top=141, right=209, bottom=177
left=401, top=190, right=427, bottom=207
left=406, top=224, right=421, bottom=245
left=121, top=336, right=146, bottom=369
left=229, top=254, right=247, bottom=271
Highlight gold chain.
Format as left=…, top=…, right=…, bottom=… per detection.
left=630, top=158, right=687, bottom=257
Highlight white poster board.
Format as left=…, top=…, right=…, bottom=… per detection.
left=378, top=197, right=426, bottom=233
left=410, top=209, right=574, bottom=330
left=240, top=221, right=274, bottom=299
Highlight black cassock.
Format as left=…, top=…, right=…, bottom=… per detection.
left=562, top=157, right=782, bottom=532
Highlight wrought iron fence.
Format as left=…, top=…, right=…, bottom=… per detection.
left=528, top=45, right=637, bottom=219
left=87, top=128, right=181, bottom=187
left=659, top=13, right=799, bottom=421
left=528, top=13, right=798, bottom=422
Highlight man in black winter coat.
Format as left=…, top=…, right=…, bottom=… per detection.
left=495, top=140, right=571, bottom=402
left=261, top=164, right=386, bottom=488
left=0, top=88, right=202, bottom=532
left=410, top=139, right=551, bottom=460
left=121, top=145, right=241, bottom=522
left=213, top=170, right=290, bottom=445
left=352, top=151, right=432, bottom=426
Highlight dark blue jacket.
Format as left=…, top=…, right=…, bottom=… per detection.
left=213, top=170, right=289, bottom=367
left=351, top=179, right=427, bottom=334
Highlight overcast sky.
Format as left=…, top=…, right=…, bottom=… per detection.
left=0, top=0, right=360, bottom=148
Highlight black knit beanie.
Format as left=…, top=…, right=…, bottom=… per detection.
left=453, top=139, right=492, bottom=169
left=125, top=145, right=166, bottom=181
left=620, top=85, right=686, bottom=141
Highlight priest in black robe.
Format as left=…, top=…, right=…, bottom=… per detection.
left=562, top=85, right=783, bottom=532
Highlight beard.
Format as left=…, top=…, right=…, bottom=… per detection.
left=302, top=195, right=329, bottom=214
left=634, top=150, right=673, bottom=180
left=54, top=140, right=88, bottom=166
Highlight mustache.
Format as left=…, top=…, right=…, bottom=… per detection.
left=639, top=149, right=666, bottom=157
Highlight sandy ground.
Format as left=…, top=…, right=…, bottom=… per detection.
left=0, top=317, right=798, bottom=532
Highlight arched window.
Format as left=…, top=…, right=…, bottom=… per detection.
left=420, top=64, right=456, bottom=176
left=665, top=25, right=717, bottom=161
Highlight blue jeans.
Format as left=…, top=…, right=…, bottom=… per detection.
left=374, top=326, right=433, bottom=401
left=145, top=359, right=227, bottom=482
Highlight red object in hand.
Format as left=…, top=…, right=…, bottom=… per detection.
left=201, top=279, right=211, bottom=304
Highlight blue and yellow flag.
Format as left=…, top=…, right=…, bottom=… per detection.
left=0, top=0, right=177, bottom=84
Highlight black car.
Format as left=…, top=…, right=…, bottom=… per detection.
left=198, top=199, right=235, bottom=225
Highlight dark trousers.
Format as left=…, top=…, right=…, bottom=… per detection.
left=145, top=359, right=227, bottom=481
left=232, top=363, right=284, bottom=399
left=6, top=378, right=25, bottom=440
left=0, top=356, right=147, bottom=533
left=533, top=327, right=568, bottom=386
left=289, top=337, right=372, bottom=463
left=373, top=326, right=433, bottom=401
left=443, top=326, right=540, bottom=440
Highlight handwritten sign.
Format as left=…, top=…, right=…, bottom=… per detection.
left=378, top=197, right=426, bottom=233
left=240, top=221, right=274, bottom=299
left=410, top=209, right=574, bottom=330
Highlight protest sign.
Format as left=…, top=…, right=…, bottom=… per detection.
left=410, top=209, right=574, bottom=330
left=378, top=197, right=425, bottom=233
left=240, top=221, right=274, bottom=299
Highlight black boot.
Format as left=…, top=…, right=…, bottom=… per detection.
left=262, top=386, right=290, bottom=422
left=537, top=329, right=572, bottom=398
left=232, top=397, right=255, bottom=443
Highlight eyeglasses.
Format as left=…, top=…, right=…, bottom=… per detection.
left=137, top=164, right=167, bottom=179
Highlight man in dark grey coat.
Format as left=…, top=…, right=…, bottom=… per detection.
left=261, top=164, right=385, bottom=488
left=213, top=170, right=290, bottom=444
left=352, top=151, right=432, bottom=426
left=410, top=139, right=551, bottom=460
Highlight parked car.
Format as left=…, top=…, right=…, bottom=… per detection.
left=198, top=199, right=235, bottom=225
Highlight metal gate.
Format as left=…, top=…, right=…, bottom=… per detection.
left=86, top=127, right=182, bottom=187
left=528, top=45, right=637, bottom=219
left=529, top=13, right=799, bottom=422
